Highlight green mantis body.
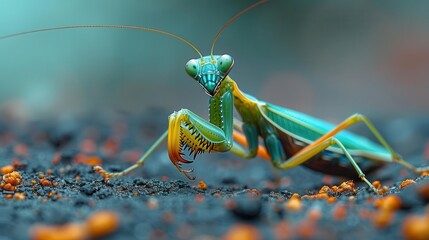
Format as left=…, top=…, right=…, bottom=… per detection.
left=2, top=1, right=428, bottom=193
left=97, top=52, right=429, bottom=194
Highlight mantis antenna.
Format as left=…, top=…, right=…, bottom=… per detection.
left=0, top=25, right=203, bottom=58
left=210, top=0, right=269, bottom=58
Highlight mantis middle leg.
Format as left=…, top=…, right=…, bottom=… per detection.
left=232, top=118, right=270, bottom=159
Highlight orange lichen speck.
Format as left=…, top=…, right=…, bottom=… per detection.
left=31, top=211, right=120, bottom=240
left=222, top=224, right=261, bottom=240
left=40, top=179, right=52, bottom=187
left=372, top=181, right=381, bottom=190
left=374, top=195, right=402, bottom=211
left=1, top=165, right=15, bottom=174
left=74, top=154, right=103, bottom=166
left=273, top=221, right=291, bottom=240
left=198, top=180, right=207, bottom=190
left=14, top=192, right=26, bottom=200
left=398, top=179, right=416, bottom=189
left=371, top=180, right=389, bottom=194
left=402, top=214, right=429, bottom=240
left=1, top=171, right=22, bottom=191
left=373, top=208, right=395, bottom=229
left=332, top=180, right=356, bottom=193
left=85, top=211, right=120, bottom=238
left=285, top=194, right=302, bottom=212
left=3, top=171, right=22, bottom=185
left=303, top=181, right=356, bottom=202
left=84, top=156, right=103, bottom=166
left=332, top=204, right=347, bottom=221
left=31, top=223, right=85, bottom=240
left=373, top=194, right=402, bottom=229
left=296, top=221, right=317, bottom=238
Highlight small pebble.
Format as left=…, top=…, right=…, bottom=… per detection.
left=228, top=196, right=262, bottom=220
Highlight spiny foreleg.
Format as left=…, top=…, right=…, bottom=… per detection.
left=168, top=109, right=232, bottom=179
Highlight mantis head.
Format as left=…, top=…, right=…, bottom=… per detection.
left=181, top=0, right=267, bottom=97
left=185, top=55, right=234, bottom=96
left=182, top=0, right=268, bottom=97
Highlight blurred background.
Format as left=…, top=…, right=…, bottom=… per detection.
left=0, top=0, right=428, bottom=121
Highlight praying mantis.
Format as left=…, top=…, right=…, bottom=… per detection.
left=1, top=1, right=428, bottom=194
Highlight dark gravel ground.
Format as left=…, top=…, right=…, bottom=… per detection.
left=0, top=110, right=428, bottom=240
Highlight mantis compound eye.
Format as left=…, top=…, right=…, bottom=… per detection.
left=217, top=54, right=234, bottom=74
left=185, top=59, right=199, bottom=78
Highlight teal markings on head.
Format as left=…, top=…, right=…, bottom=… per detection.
left=185, top=54, right=234, bottom=96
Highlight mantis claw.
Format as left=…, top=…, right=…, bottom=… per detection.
left=172, top=156, right=197, bottom=179
left=181, top=168, right=195, bottom=180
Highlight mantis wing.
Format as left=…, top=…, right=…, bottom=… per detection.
left=259, top=103, right=392, bottom=161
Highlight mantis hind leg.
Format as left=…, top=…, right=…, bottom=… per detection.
left=312, top=113, right=429, bottom=174
left=270, top=113, right=429, bottom=193
left=276, top=136, right=380, bottom=193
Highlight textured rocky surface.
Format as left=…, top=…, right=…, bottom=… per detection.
left=0, top=113, right=428, bottom=240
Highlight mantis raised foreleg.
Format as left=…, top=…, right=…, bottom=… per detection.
left=95, top=74, right=254, bottom=180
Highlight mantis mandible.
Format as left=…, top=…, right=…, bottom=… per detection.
left=1, top=1, right=428, bottom=194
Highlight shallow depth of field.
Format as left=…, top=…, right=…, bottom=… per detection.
left=0, top=1, right=429, bottom=240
